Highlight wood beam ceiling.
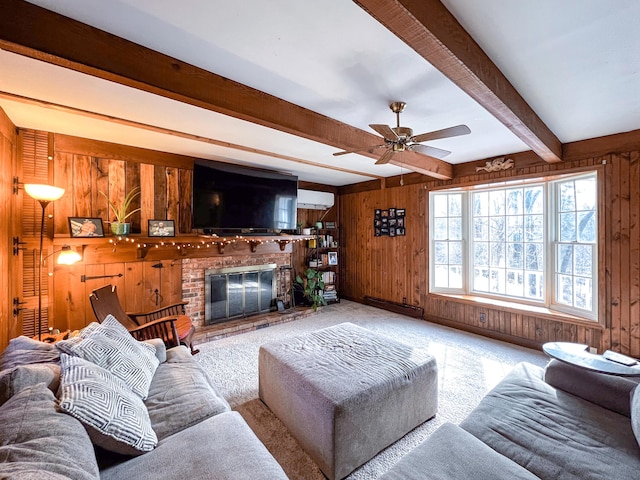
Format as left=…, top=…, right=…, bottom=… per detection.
left=0, top=0, right=452, bottom=180
left=354, top=0, right=563, bottom=164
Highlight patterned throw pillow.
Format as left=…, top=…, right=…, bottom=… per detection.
left=59, top=354, right=158, bottom=456
left=57, top=315, right=159, bottom=399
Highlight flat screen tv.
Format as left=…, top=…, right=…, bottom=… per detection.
left=192, top=160, right=297, bottom=233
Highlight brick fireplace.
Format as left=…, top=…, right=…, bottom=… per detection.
left=181, top=251, right=297, bottom=341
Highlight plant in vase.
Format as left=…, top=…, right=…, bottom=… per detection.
left=295, top=268, right=327, bottom=311
left=100, top=186, right=141, bottom=236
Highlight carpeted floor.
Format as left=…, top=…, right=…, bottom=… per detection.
left=195, top=300, right=548, bottom=479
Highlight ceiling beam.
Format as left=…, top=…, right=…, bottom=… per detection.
left=354, top=0, right=563, bottom=164
left=0, top=0, right=453, bottom=179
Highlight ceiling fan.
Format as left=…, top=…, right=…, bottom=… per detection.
left=334, top=102, right=471, bottom=165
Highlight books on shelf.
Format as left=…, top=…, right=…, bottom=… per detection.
left=321, top=271, right=336, bottom=284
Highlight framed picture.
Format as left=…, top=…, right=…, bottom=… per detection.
left=148, top=219, right=175, bottom=237
left=324, top=221, right=336, bottom=229
left=328, top=251, right=338, bottom=265
left=68, top=217, right=105, bottom=238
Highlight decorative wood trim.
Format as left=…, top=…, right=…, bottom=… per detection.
left=353, top=0, right=562, bottom=164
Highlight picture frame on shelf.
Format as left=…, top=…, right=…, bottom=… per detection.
left=148, top=219, right=175, bottom=237
left=328, top=251, right=338, bottom=265
left=325, top=221, right=336, bottom=229
left=68, top=217, right=105, bottom=238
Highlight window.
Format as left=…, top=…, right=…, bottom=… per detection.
left=430, top=172, right=598, bottom=320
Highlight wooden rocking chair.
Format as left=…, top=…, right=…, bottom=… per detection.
left=90, top=285, right=198, bottom=355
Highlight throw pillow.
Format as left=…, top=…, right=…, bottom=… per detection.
left=57, top=315, right=159, bottom=399
left=59, top=354, right=158, bottom=456
left=0, top=382, right=100, bottom=480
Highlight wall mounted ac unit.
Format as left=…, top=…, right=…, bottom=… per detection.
left=297, top=189, right=334, bottom=210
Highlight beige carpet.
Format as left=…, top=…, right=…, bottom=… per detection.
left=195, top=300, right=548, bottom=479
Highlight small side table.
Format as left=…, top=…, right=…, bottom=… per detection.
left=543, top=342, right=640, bottom=376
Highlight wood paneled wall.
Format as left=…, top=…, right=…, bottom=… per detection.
left=340, top=142, right=640, bottom=356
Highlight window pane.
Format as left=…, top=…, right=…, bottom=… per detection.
left=434, top=241, right=448, bottom=264
left=449, top=266, right=463, bottom=288
left=525, top=186, right=544, bottom=214
left=473, top=192, right=488, bottom=216
left=526, top=272, right=544, bottom=299
left=490, top=268, right=505, bottom=294
left=433, top=217, right=448, bottom=240
left=557, top=244, right=573, bottom=274
left=507, top=243, right=523, bottom=269
left=506, top=270, right=524, bottom=297
left=506, top=216, right=523, bottom=242
left=473, top=217, right=488, bottom=241
left=449, top=241, right=463, bottom=265
left=474, top=268, right=489, bottom=291
left=506, top=189, right=523, bottom=215
left=449, top=217, right=462, bottom=240
left=474, top=242, right=489, bottom=266
left=449, top=194, right=462, bottom=216
left=559, top=182, right=575, bottom=212
left=557, top=274, right=573, bottom=305
left=433, top=195, right=448, bottom=217
left=524, top=214, right=544, bottom=242
left=575, top=177, right=596, bottom=211
left=574, top=277, right=592, bottom=310
left=574, top=244, right=592, bottom=276
left=434, top=266, right=449, bottom=288
left=560, top=212, right=575, bottom=242
left=490, top=242, right=505, bottom=267
left=490, top=217, right=505, bottom=242
left=525, top=243, right=543, bottom=271
left=577, top=211, right=596, bottom=242
left=489, top=190, right=505, bottom=215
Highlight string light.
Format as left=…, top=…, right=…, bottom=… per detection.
left=108, top=235, right=310, bottom=253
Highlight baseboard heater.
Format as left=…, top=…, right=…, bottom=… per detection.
left=363, top=296, right=424, bottom=319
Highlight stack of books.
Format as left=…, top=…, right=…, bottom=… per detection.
left=323, top=284, right=338, bottom=302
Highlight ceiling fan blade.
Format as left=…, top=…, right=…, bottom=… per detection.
left=412, top=124, right=471, bottom=143
left=411, top=144, right=452, bottom=159
left=369, top=124, right=398, bottom=141
left=375, top=148, right=396, bottom=165
left=333, top=144, right=385, bottom=156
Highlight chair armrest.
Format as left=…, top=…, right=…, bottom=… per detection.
left=128, top=317, right=180, bottom=349
left=544, top=359, right=640, bottom=416
left=128, top=302, right=187, bottom=323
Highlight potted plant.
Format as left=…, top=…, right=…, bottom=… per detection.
left=100, top=186, right=142, bottom=236
left=295, top=268, right=327, bottom=311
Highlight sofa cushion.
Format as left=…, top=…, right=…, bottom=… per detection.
left=380, top=422, right=539, bottom=480
left=145, top=348, right=231, bottom=440
left=100, top=411, right=288, bottom=480
left=0, top=382, right=100, bottom=480
left=0, top=335, right=60, bottom=370
left=58, top=354, right=158, bottom=456
left=0, top=363, right=60, bottom=406
left=57, top=315, right=159, bottom=399
left=461, top=362, right=640, bottom=480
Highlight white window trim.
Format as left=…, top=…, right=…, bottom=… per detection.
left=429, top=171, right=598, bottom=321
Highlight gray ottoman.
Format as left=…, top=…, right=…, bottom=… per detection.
left=258, top=322, right=438, bottom=480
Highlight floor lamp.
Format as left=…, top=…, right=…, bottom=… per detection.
left=24, top=184, right=66, bottom=340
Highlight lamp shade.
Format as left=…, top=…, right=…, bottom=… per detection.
left=24, top=184, right=65, bottom=202
left=57, top=245, right=82, bottom=265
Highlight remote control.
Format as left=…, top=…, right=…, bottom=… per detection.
left=602, top=350, right=638, bottom=366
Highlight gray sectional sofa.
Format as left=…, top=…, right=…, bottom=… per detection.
left=381, top=360, right=640, bottom=479
left=0, top=318, right=287, bottom=480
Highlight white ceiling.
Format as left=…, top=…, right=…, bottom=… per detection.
left=1, top=0, right=638, bottom=186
